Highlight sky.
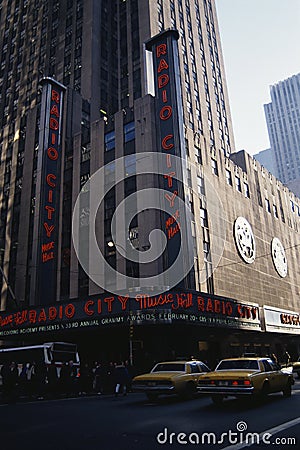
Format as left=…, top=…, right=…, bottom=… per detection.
left=215, top=0, right=300, bottom=155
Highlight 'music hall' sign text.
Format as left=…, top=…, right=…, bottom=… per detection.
left=0, top=290, right=261, bottom=336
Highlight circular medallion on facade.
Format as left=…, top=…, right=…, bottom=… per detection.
left=271, top=237, right=287, bottom=278
left=234, top=217, right=256, bottom=264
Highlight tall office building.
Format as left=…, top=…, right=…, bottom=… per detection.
left=253, top=148, right=277, bottom=177
left=264, top=74, right=300, bottom=196
left=1, top=1, right=299, bottom=364
left=0, top=0, right=235, bottom=310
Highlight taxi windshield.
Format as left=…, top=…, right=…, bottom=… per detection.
left=216, top=360, right=259, bottom=371
left=152, top=363, right=185, bottom=372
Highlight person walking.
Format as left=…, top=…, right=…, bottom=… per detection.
left=113, top=362, right=130, bottom=397
left=1, top=361, right=18, bottom=403
left=47, top=361, right=58, bottom=398
left=93, top=362, right=105, bottom=395
left=284, top=351, right=291, bottom=367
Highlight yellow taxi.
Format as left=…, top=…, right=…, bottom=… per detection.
left=132, top=360, right=211, bottom=401
left=197, top=357, right=294, bottom=405
left=292, top=357, right=300, bottom=378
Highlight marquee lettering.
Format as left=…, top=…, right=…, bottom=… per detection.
left=280, top=313, right=300, bottom=326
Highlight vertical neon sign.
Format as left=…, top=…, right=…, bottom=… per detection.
left=33, top=78, right=66, bottom=305
left=146, top=29, right=190, bottom=278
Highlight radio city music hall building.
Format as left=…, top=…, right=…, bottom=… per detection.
left=0, top=0, right=299, bottom=366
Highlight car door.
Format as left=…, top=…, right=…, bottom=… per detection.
left=268, top=359, right=287, bottom=391
left=189, top=362, right=202, bottom=383
left=262, top=359, right=279, bottom=392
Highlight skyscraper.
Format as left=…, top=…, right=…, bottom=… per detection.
left=0, top=0, right=235, bottom=310
left=1, top=1, right=299, bottom=364
left=264, top=73, right=300, bottom=196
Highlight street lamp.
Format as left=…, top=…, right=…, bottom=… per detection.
left=106, top=240, right=134, bottom=366
left=0, top=263, right=19, bottom=310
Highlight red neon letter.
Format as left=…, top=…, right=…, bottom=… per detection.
left=49, top=117, right=59, bottom=130
left=156, top=43, right=167, bottom=58
left=104, top=297, right=114, bottom=313
left=45, top=205, right=55, bottom=220
left=157, top=58, right=169, bottom=73
left=50, top=104, right=59, bottom=118
left=117, top=295, right=129, bottom=311
left=43, top=223, right=55, bottom=238
left=165, top=191, right=178, bottom=208
left=46, top=174, right=56, bottom=187
left=158, top=73, right=169, bottom=88
left=47, top=147, right=58, bottom=160
left=159, top=105, right=172, bottom=121
left=65, top=303, right=75, bottom=319
left=162, top=134, right=174, bottom=150
left=52, top=90, right=60, bottom=103
left=164, top=172, right=176, bottom=188
left=84, top=300, right=95, bottom=316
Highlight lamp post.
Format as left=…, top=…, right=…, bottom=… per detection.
left=0, top=264, right=19, bottom=310
left=107, top=240, right=134, bottom=366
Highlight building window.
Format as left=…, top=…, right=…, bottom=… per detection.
left=211, top=158, right=218, bottom=176
left=124, top=121, right=135, bottom=142
left=235, top=176, right=241, bottom=192
left=225, top=169, right=232, bottom=186
left=105, top=131, right=115, bottom=151
left=265, top=198, right=271, bottom=213
left=200, top=208, right=208, bottom=228
left=244, top=182, right=250, bottom=198
left=273, top=204, right=278, bottom=218
left=197, top=176, right=205, bottom=195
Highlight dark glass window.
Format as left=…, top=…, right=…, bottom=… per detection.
left=105, top=131, right=115, bottom=151
left=124, top=121, right=135, bottom=142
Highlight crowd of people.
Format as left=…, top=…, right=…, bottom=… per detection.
left=0, top=360, right=133, bottom=403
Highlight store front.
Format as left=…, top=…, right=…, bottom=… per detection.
left=0, top=290, right=299, bottom=371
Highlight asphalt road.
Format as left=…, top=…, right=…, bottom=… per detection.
left=1, top=378, right=300, bottom=450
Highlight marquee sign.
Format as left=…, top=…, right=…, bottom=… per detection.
left=33, top=78, right=66, bottom=305
left=263, top=305, right=300, bottom=334
left=0, top=290, right=261, bottom=336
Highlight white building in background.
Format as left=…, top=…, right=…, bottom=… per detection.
left=253, top=148, right=277, bottom=177
left=264, top=73, right=300, bottom=197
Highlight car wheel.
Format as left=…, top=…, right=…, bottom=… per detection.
left=282, top=382, right=292, bottom=398
left=259, top=382, right=269, bottom=399
left=146, top=393, right=158, bottom=401
left=211, top=394, right=224, bottom=405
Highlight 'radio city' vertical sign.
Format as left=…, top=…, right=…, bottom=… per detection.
left=146, top=30, right=190, bottom=279
left=34, top=78, right=66, bottom=305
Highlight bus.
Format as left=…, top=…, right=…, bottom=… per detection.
left=0, top=342, right=80, bottom=385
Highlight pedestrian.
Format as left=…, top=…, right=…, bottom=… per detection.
left=19, top=362, right=29, bottom=397
left=33, top=361, right=47, bottom=399
left=59, top=362, right=69, bottom=396
left=47, top=361, right=58, bottom=398
left=124, top=360, right=133, bottom=393
left=65, top=360, right=78, bottom=397
left=284, top=351, right=291, bottom=367
left=93, top=362, right=105, bottom=394
left=79, top=362, right=92, bottom=395
left=113, top=362, right=130, bottom=397
left=105, top=362, right=116, bottom=394
left=1, top=361, right=18, bottom=403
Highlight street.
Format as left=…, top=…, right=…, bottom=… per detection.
left=0, top=378, right=299, bottom=450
